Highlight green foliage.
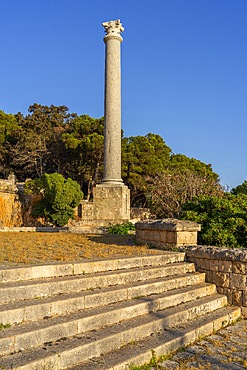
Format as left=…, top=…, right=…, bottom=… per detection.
left=0, top=323, right=11, bottom=331
left=1, top=104, right=222, bottom=214
left=62, top=114, right=104, bottom=197
left=169, top=154, right=219, bottom=181
left=0, top=110, right=19, bottom=177
left=25, top=173, right=83, bottom=226
left=231, top=180, right=247, bottom=196
left=107, top=222, right=135, bottom=235
left=11, top=104, right=74, bottom=179
left=181, top=193, right=247, bottom=248
left=129, top=351, right=170, bottom=369
left=122, top=133, right=171, bottom=207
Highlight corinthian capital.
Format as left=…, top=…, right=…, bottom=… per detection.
left=102, top=19, right=124, bottom=38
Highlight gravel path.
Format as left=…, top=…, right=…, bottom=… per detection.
left=158, top=319, right=247, bottom=369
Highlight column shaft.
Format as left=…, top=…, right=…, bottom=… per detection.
left=103, top=37, right=122, bottom=183
left=102, top=20, right=124, bottom=185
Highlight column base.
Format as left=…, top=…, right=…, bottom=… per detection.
left=100, top=179, right=124, bottom=186
left=93, top=184, right=130, bottom=221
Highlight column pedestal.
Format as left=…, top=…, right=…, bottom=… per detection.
left=93, top=183, right=130, bottom=223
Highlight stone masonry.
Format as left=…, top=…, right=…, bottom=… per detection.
left=0, top=175, right=22, bottom=227
left=136, top=219, right=201, bottom=248
left=185, top=245, right=247, bottom=318
left=136, top=219, right=247, bottom=318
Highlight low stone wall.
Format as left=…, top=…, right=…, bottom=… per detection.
left=185, top=246, right=247, bottom=317
left=136, top=218, right=201, bottom=247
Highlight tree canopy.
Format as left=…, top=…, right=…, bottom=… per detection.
left=122, top=133, right=172, bottom=207
left=231, top=180, right=247, bottom=196
left=0, top=103, right=222, bottom=213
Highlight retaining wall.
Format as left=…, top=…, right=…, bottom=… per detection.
left=185, top=246, right=247, bottom=317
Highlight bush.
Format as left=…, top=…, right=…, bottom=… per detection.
left=25, top=173, right=83, bottom=226
left=181, top=193, right=247, bottom=248
left=107, top=222, right=135, bottom=235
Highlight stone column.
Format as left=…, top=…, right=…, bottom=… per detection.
left=102, top=19, right=124, bottom=185
left=89, top=19, right=130, bottom=225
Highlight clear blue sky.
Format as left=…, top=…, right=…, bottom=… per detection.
left=1, top=0, right=246, bottom=189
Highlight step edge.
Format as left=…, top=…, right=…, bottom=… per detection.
left=0, top=253, right=186, bottom=283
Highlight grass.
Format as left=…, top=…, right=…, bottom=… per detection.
left=0, top=323, right=11, bottom=331
left=129, top=351, right=172, bottom=370
left=0, top=232, right=162, bottom=265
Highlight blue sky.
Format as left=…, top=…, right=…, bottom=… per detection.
left=1, top=0, right=246, bottom=189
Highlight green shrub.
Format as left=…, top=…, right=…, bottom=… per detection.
left=25, top=173, right=83, bottom=227
left=107, top=222, right=135, bottom=235
left=181, top=193, right=247, bottom=248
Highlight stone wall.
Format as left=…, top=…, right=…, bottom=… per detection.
left=185, top=246, right=247, bottom=317
left=0, top=176, right=22, bottom=227
left=130, top=208, right=150, bottom=223
left=135, top=219, right=247, bottom=317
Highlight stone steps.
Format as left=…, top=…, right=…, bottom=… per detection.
left=0, top=272, right=205, bottom=325
left=0, top=262, right=195, bottom=304
left=71, top=306, right=239, bottom=370
left=0, top=253, right=241, bottom=369
left=0, top=282, right=215, bottom=357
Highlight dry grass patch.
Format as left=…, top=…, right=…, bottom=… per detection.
left=0, top=232, right=161, bottom=265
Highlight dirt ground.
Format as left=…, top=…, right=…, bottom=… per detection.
left=0, top=232, right=161, bottom=265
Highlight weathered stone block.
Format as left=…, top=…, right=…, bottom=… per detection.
left=212, top=271, right=230, bottom=288
left=223, top=288, right=233, bottom=304
left=166, top=231, right=176, bottom=243
left=232, top=289, right=243, bottom=306
left=187, top=246, right=212, bottom=259
left=93, top=184, right=130, bottom=221
left=218, top=260, right=232, bottom=273
left=191, top=258, right=210, bottom=271
left=201, top=258, right=211, bottom=270
left=230, top=273, right=247, bottom=290
left=241, top=306, right=247, bottom=318
left=243, top=291, right=247, bottom=307
left=159, top=230, right=168, bottom=242
left=205, top=270, right=214, bottom=283
left=209, top=259, right=219, bottom=272
left=135, top=219, right=200, bottom=247
left=217, top=287, right=224, bottom=295
left=0, top=188, right=22, bottom=227
left=232, top=262, right=247, bottom=274
left=176, top=231, right=197, bottom=246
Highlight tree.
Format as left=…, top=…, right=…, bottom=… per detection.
left=231, top=180, right=247, bottom=196
left=11, top=104, right=73, bottom=180
left=0, top=110, right=19, bottom=177
left=150, top=154, right=222, bottom=218
left=62, top=115, right=104, bottom=198
left=168, top=154, right=219, bottom=181
left=122, top=133, right=172, bottom=207
left=181, top=193, right=247, bottom=248
left=150, top=167, right=223, bottom=218
left=25, top=173, right=83, bottom=226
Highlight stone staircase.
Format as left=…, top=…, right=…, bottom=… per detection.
left=0, top=252, right=241, bottom=369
